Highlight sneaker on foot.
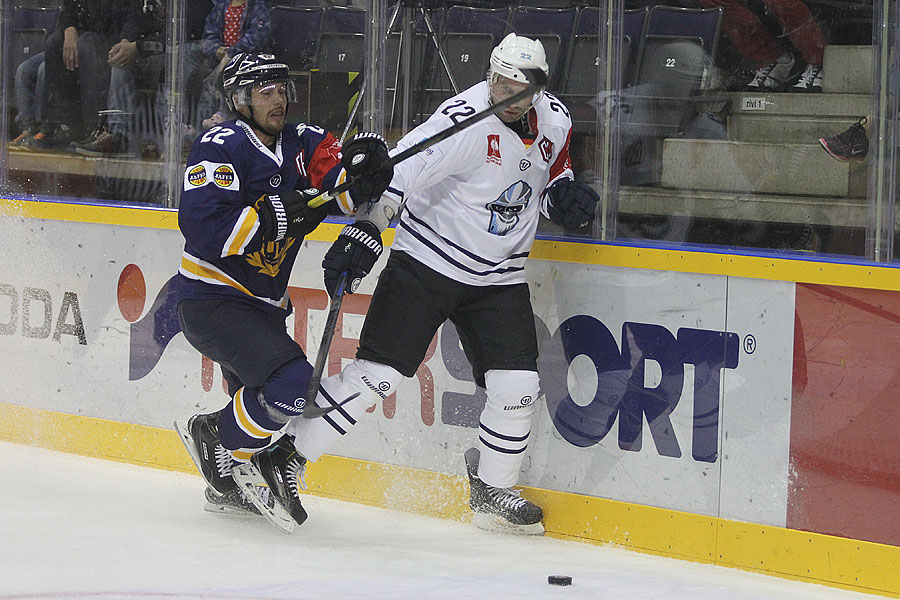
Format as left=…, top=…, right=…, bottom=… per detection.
left=464, top=447, right=544, bottom=535
left=74, top=129, right=127, bottom=157
left=22, top=122, right=75, bottom=151
left=174, top=411, right=237, bottom=496
left=10, top=119, right=39, bottom=147
left=819, top=117, right=868, bottom=162
left=792, top=63, right=822, bottom=92
left=745, top=53, right=796, bottom=92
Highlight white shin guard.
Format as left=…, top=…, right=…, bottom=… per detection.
left=286, top=359, right=404, bottom=462
left=477, top=369, right=540, bottom=488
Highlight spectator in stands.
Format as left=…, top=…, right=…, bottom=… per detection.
left=73, top=0, right=213, bottom=156
left=819, top=114, right=870, bottom=163
left=9, top=52, right=46, bottom=147
left=194, top=0, right=272, bottom=127
left=700, top=0, right=827, bottom=92
left=23, top=0, right=125, bottom=150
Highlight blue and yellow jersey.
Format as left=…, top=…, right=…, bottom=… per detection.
left=175, top=119, right=353, bottom=317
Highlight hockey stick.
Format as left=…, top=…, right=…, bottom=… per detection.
left=305, top=67, right=549, bottom=209
left=301, top=271, right=360, bottom=419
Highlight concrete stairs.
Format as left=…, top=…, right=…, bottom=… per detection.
left=620, top=45, right=873, bottom=228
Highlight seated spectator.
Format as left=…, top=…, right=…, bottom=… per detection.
left=73, top=0, right=167, bottom=156
left=73, top=0, right=213, bottom=156
left=23, top=0, right=125, bottom=151
left=194, top=0, right=271, bottom=126
left=700, top=0, right=827, bottom=92
left=9, top=52, right=46, bottom=147
left=819, top=114, right=870, bottom=163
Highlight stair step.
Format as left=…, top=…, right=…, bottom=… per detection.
left=618, top=186, right=868, bottom=228
left=660, top=139, right=866, bottom=197
left=726, top=92, right=869, bottom=143
left=823, top=45, right=872, bottom=94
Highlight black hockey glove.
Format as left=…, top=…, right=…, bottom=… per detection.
left=322, top=220, right=383, bottom=296
left=546, top=179, right=600, bottom=230
left=255, top=188, right=329, bottom=242
left=341, top=132, right=394, bottom=200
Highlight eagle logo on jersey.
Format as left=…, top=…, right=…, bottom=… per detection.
left=486, top=134, right=502, bottom=165
left=245, top=238, right=296, bottom=277
left=486, top=180, right=531, bottom=236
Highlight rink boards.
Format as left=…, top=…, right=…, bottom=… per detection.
left=1, top=198, right=899, bottom=597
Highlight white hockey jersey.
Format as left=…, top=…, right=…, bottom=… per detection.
left=385, top=81, right=574, bottom=286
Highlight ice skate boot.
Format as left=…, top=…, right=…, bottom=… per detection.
left=232, top=434, right=308, bottom=534
left=174, top=411, right=236, bottom=496
left=464, top=447, right=544, bottom=535
left=203, top=486, right=262, bottom=516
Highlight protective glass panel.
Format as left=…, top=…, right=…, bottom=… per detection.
left=606, top=0, right=893, bottom=260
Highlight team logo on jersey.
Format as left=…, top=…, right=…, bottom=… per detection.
left=270, top=174, right=282, bottom=187
left=519, top=159, right=531, bottom=171
left=486, top=134, right=502, bottom=165
left=538, top=137, right=554, bottom=163
left=187, top=165, right=207, bottom=186
left=213, top=165, right=235, bottom=188
left=245, top=238, right=295, bottom=277
left=486, top=180, right=531, bottom=236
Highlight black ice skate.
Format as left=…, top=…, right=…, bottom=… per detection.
left=203, top=486, right=262, bottom=516
left=174, top=411, right=237, bottom=496
left=464, top=447, right=544, bottom=535
left=232, top=434, right=309, bottom=534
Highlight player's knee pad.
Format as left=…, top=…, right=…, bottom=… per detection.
left=483, top=369, right=539, bottom=424
left=258, top=357, right=315, bottom=421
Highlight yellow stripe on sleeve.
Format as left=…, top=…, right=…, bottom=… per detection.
left=223, top=206, right=259, bottom=257
left=335, top=168, right=355, bottom=215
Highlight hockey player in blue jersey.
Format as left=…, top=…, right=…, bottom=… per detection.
left=173, top=52, right=393, bottom=527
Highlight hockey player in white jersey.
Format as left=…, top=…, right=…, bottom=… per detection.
left=257, top=33, right=601, bottom=534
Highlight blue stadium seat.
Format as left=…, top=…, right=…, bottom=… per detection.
left=442, top=5, right=510, bottom=42
left=508, top=6, right=578, bottom=91
left=321, top=6, right=366, bottom=34
left=12, top=6, right=59, bottom=32
left=270, top=6, right=324, bottom=71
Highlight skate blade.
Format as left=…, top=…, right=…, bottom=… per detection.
left=472, top=512, right=545, bottom=536
left=203, top=502, right=262, bottom=517
left=173, top=419, right=223, bottom=497
left=232, top=462, right=296, bottom=534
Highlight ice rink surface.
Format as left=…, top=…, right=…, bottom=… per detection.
left=0, top=441, right=876, bottom=600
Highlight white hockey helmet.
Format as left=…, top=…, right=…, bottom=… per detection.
left=486, top=33, right=550, bottom=86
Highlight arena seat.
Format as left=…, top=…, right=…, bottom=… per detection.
left=270, top=5, right=324, bottom=72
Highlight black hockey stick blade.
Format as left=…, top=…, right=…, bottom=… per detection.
left=308, top=67, right=548, bottom=209
left=302, top=271, right=349, bottom=419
